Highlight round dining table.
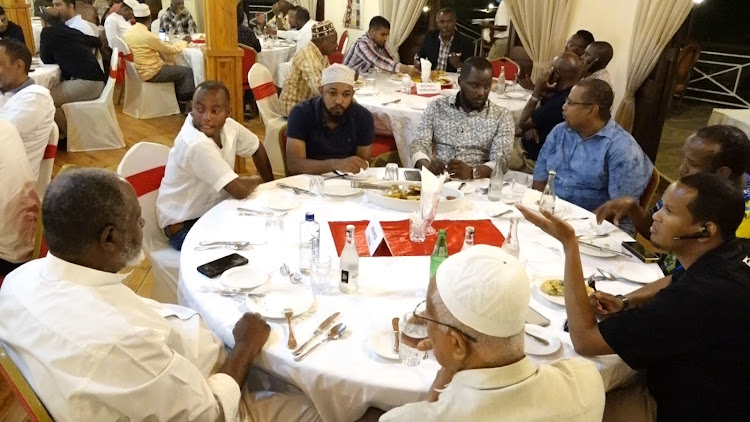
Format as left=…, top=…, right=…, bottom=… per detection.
left=178, top=169, right=664, bottom=422
left=30, top=64, right=62, bottom=90
left=256, top=39, right=296, bottom=86
left=353, top=72, right=532, bottom=167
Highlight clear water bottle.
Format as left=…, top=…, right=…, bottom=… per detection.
left=540, top=170, right=557, bottom=214
left=339, top=225, right=359, bottom=293
left=159, top=30, right=167, bottom=42
left=461, top=226, right=475, bottom=251
left=502, top=218, right=520, bottom=258
left=430, top=229, right=449, bottom=279
left=299, top=212, right=319, bottom=275
left=496, top=67, right=506, bottom=95
left=488, top=159, right=504, bottom=202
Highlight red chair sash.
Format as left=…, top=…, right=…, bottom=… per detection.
left=43, top=145, right=57, bottom=160
left=252, top=81, right=276, bottom=100
left=125, top=166, right=166, bottom=197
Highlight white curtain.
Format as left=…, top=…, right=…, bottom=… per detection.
left=379, top=0, right=429, bottom=62
left=614, top=0, right=692, bottom=132
left=504, top=0, right=573, bottom=83
left=297, top=0, right=318, bottom=18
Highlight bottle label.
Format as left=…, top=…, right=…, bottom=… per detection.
left=341, top=270, right=349, bottom=284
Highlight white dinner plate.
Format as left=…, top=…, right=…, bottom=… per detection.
left=537, top=279, right=566, bottom=307
left=444, top=181, right=477, bottom=194
left=324, top=179, right=361, bottom=197
left=245, top=286, right=314, bottom=319
left=265, top=193, right=300, bottom=211
left=221, top=266, right=269, bottom=289
left=505, top=91, right=527, bottom=100
left=579, top=238, right=622, bottom=258
left=344, top=168, right=371, bottom=181
left=408, top=102, right=428, bottom=111
left=369, top=330, right=399, bottom=361
left=524, top=324, right=561, bottom=356
left=355, top=89, right=378, bottom=96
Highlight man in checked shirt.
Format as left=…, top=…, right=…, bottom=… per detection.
left=343, top=16, right=419, bottom=77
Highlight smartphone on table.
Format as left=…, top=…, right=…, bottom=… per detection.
left=197, top=253, right=249, bottom=278
left=403, top=170, right=422, bottom=181
left=621, top=241, right=659, bottom=263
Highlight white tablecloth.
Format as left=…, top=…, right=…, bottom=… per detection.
left=257, top=41, right=295, bottom=86
left=354, top=72, right=531, bottom=167
left=173, top=45, right=205, bottom=87
left=30, top=64, right=62, bottom=90
left=178, top=169, right=664, bottom=422
left=707, top=107, right=750, bottom=138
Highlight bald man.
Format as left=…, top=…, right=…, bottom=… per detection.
left=582, top=41, right=614, bottom=89
left=517, top=52, right=583, bottom=163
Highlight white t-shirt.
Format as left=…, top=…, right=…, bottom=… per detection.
left=156, top=115, right=260, bottom=228
left=0, top=119, right=39, bottom=264
left=104, top=12, right=132, bottom=48
left=0, top=81, right=55, bottom=181
left=279, top=19, right=316, bottom=54
left=380, top=357, right=605, bottom=422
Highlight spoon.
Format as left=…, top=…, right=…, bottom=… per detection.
left=194, top=242, right=250, bottom=251
left=294, top=323, right=347, bottom=361
left=596, top=268, right=642, bottom=285
left=490, top=210, right=513, bottom=218
left=391, top=317, right=400, bottom=353
left=280, top=264, right=303, bottom=284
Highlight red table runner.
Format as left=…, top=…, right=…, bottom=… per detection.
left=328, top=220, right=505, bottom=257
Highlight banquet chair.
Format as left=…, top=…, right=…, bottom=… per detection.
left=117, top=142, right=179, bottom=304
left=62, top=47, right=125, bottom=152
left=239, top=43, right=257, bottom=94
left=490, top=57, right=519, bottom=82
left=36, top=123, right=59, bottom=197
left=0, top=344, right=53, bottom=422
left=111, top=36, right=180, bottom=119
left=328, top=53, right=344, bottom=64
left=338, top=30, right=349, bottom=54
left=249, top=63, right=288, bottom=178
left=639, top=167, right=662, bottom=209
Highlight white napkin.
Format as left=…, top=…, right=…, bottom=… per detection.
left=420, top=167, right=446, bottom=219
left=420, top=58, right=432, bottom=82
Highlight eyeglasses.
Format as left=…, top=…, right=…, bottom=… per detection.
left=412, top=300, right=478, bottom=343
left=564, top=98, right=594, bottom=107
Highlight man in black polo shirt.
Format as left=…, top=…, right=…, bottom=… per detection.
left=518, top=52, right=582, bottom=163
left=285, top=63, right=374, bottom=175
left=518, top=172, right=750, bottom=422
left=0, top=7, right=26, bottom=43
left=39, top=7, right=104, bottom=141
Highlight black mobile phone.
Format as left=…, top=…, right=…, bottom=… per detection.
left=197, top=253, right=249, bottom=278
left=404, top=170, right=422, bottom=181
left=621, top=241, right=659, bottom=263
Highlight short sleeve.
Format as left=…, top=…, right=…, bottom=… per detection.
left=183, top=141, right=238, bottom=193
left=232, top=121, right=260, bottom=158
left=286, top=103, right=312, bottom=141
left=355, top=106, right=375, bottom=147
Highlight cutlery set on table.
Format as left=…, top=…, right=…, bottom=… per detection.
left=291, top=312, right=346, bottom=361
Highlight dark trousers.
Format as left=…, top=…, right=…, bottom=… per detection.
left=148, top=65, right=195, bottom=102
left=165, top=219, right=198, bottom=250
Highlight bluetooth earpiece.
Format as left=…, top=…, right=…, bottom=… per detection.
left=673, top=225, right=710, bottom=240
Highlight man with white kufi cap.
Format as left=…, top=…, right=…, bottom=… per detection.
left=381, top=246, right=605, bottom=422
left=280, top=19, right=338, bottom=116
left=286, top=63, right=374, bottom=175
left=103, top=0, right=137, bottom=48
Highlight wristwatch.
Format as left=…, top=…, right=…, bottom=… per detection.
left=472, top=166, right=481, bottom=180
left=616, top=294, right=630, bottom=310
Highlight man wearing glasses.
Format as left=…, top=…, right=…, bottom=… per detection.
left=532, top=78, right=653, bottom=212
left=380, top=245, right=605, bottom=421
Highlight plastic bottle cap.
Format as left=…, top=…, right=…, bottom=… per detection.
left=305, top=212, right=314, bottom=221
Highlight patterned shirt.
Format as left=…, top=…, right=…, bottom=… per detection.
left=533, top=118, right=654, bottom=211
left=343, top=33, right=402, bottom=74
left=410, top=93, right=515, bottom=171
left=584, top=68, right=613, bottom=90
left=279, top=42, right=329, bottom=117
left=437, top=35, right=453, bottom=72
left=159, top=7, right=197, bottom=34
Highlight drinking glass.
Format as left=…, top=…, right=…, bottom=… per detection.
left=400, top=308, right=428, bottom=366
left=365, top=77, right=376, bottom=93
left=265, top=213, right=284, bottom=244
left=420, top=194, right=440, bottom=236
left=310, top=255, right=331, bottom=295
left=503, top=173, right=528, bottom=204
left=409, top=212, right=426, bottom=243
left=401, top=74, right=411, bottom=93
left=383, top=163, right=399, bottom=181
left=309, top=175, right=324, bottom=196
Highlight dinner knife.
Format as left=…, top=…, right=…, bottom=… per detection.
left=277, top=183, right=314, bottom=196
left=292, top=312, right=340, bottom=355
left=578, top=240, right=632, bottom=258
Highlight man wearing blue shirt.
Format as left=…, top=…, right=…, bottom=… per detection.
left=285, top=63, right=374, bottom=175
left=532, top=78, right=653, bottom=211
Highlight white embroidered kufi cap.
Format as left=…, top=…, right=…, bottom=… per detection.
left=132, top=4, right=151, bottom=18
left=321, top=63, right=355, bottom=87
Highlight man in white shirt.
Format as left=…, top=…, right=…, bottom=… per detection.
left=52, top=0, right=96, bottom=36
left=0, top=168, right=321, bottom=421
left=268, top=6, right=314, bottom=54
left=0, top=39, right=55, bottom=180
left=157, top=80, right=274, bottom=250
left=380, top=246, right=605, bottom=422
left=482, top=1, right=509, bottom=61
left=103, top=0, right=135, bottom=48
left=0, top=120, right=39, bottom=276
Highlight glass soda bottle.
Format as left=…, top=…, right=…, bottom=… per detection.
left=429, top=229, right=449, bottom=278
left=461, top=226, right=475, bottom=251
left=339, top=225, right=359, bottom=293
left=488, top=159, right=504, bottom=202
left=540, top=170, right=556, bottom=214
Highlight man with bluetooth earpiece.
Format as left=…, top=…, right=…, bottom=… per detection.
left=517, top=172, right=750, bottom=422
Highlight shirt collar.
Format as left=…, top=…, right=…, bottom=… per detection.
left=8, top=77, right=34, bottom=95
left=448, top=357, right=537, bottom=390
left=183, top=114, right=226, bottom=147
left=66, top=15, right=81, bottom=26
left=567, top=117, right=617, bottom=141
left=449, top=91, right=488, bottom=114
left=41, top=253, right=129, bottom=287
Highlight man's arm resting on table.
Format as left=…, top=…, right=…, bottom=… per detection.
left=250, top=143, right=275, bottom=182
left=223, top=175, right=263, bottom=199
left=285, top=137, right=368, bottom=175
left=532, top=180, right=546, bottom=191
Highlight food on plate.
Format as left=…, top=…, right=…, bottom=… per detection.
left=385, top=185, right=422, bottom=201
left=540, top=279, right=594, bottom=296
left=411, top=76, right=453, bottom=86
left=353, top=80, right=365, bottom=89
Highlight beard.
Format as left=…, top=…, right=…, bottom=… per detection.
left=123, top=245, right=146, bottom=268
left=323, top=103, right=346, bottom=124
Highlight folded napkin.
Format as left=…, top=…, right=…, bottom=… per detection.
left=420, top=167, right=447, bottom=220
left=420, top=58, right=432, bottom=82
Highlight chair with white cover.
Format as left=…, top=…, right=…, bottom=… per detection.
left=110, top=36, right=180, bottom=119
left=62, top=47, right=125, bottom=152
left=117, top=142, right=179, bottom=304
left=36, top=123, right=59, bottom=196
left=249, top=63, right=287, bottom=177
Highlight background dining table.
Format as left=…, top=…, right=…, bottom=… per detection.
left=178, top=168, right=664, bottom=422
left=29, top=63, right=61, bottom=90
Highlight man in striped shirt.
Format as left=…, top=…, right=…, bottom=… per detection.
left=343, top=16, right=418, bottom=77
